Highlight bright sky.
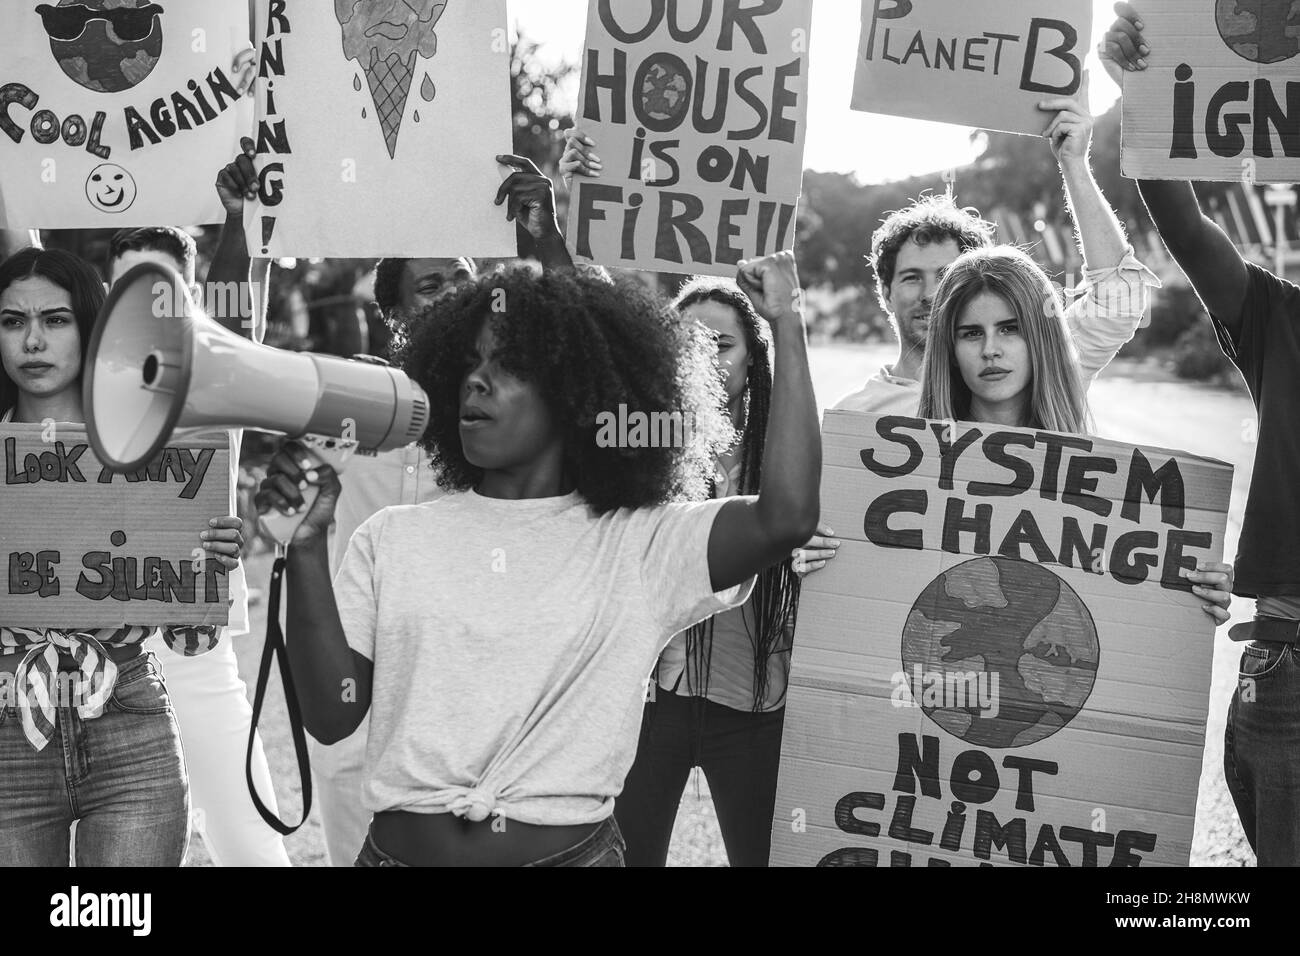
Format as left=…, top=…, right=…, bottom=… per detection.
left=510, top=0, right=1123, bottom=185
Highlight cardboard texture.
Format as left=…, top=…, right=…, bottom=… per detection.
left=1121, top=0, right=1300, bottom=184
left=0, top=0, right=246, bottom=229
left=850, top=0, right=1092, bottom=137
left=567, top=0, right=812, bottom=276
left=770, top=412, right=1233, bottom=867
left=245, top=0, right=515, bottom=258
left=0, top=425, right=230, bottom=628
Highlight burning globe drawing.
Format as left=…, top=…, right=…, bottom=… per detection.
left=1215, top=0, right=1300, bottom=64
left=638, top=55, right=690, bottom=127
left=901, top=556, right=1099, bottom=749
left=36, top=0, right=166, bottom=94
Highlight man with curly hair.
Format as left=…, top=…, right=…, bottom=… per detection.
left=800, top=92, right=1161, bottom=574
left=257, top=253, right=821, bottom=866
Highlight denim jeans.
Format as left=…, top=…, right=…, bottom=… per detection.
left=354, top=816, right=626, bottom=867
left=0, top=651, right=189, bottom=866
left=1224, top=641, right=1300, bottom=866
left=614, top=689, right=785, bottom=867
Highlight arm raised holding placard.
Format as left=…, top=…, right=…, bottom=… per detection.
left=1038, top=78, right=1161, bottom=385
left=1100, top=2, right=1250, bottom=338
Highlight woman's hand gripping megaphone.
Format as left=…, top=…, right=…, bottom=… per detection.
left=254, top=437, right=347, bottom=548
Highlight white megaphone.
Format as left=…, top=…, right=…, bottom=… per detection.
left=84, top=262, right=429, bottom=544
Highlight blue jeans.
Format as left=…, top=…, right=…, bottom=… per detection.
left=355, top=816, right=626, bottom=867
left=1224, top=641, right=1300, bottom=866
left=0, top=652, right=189, bottom=866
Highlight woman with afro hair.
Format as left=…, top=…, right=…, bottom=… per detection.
left=615, top=277, right=802, bottom=867
left=258, top=253, right=821, bottom=867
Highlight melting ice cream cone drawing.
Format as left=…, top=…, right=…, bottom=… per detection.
left=335, top=0, right=448, bottom=158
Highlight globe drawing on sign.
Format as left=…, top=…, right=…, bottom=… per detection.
left=35, top=0, right=165, bottom=94
left=901, top=556, right=1099, bottom=749
left=639, top=56, right=690, bottom=127
left=1215, top=0, right=1300, bottom=64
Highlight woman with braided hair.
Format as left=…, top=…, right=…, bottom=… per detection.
left=614, top=277, right=802, bottom=868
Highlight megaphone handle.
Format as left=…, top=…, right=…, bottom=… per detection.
left=259, top=438, right=353, bottom=547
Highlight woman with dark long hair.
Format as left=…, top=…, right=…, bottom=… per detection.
left=0, top=247, right=244, bottom=866
left=614, top=277, right=801, bottom=867
left=257, top=259, right=821, bottom=866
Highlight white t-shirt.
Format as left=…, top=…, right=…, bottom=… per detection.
left=333, top=490, right=754, bottom=826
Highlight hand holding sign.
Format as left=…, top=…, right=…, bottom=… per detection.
left=215, top=136, right=259, bottom=219
left=1099, top=2, right=1149, bottom=84
left=495, top=154, right=562, bottom=244
left=793, top=524, right=841, bottom=577
left=1039, top=72, right=1093, bottom=165
left=200, top=515, right=245, bottom=571
left=559, top=128, right=602, bottom=188
left=1188, top=561, right=1235, bottom=625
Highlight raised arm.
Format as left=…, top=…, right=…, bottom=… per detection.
left=1101, top=2, right=1249, bottom=336
left=255, top=443, right=372, bottom=744
left=1135, top=182, right=1249, bottom=337
left=1040, top=82, right=1129, bottom=272
left=209, top=136, right=269, bottom=340
left=707, top=252, right=820, bottom=593
left=496, top=154, right=573, bottom=272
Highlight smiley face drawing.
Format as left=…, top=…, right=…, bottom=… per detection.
left=85, top=163, right=137, bottom=213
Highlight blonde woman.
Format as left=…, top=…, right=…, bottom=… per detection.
left=917, top=245, right=1233, bottom=624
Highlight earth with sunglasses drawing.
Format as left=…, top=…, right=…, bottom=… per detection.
left=36, top=0, right=165, bottom=94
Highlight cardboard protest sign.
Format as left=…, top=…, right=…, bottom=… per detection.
left=567, top=0, right=812, bottom=276
left=851, top=0, right=1092, bottom=137
left=770, top=412, right=1233, bottom=867
left=1121, top=0, right=1300, bottom=184
left=0, top=0, right=247, bottom=229
left=245, top=0, right=515, bottom=259
left=0, top=425, right=230, bottom=629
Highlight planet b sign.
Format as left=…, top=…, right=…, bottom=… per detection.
left=1122, top=0, right=1300, bottom=183
left=770, top=412, right=1233, bottom=867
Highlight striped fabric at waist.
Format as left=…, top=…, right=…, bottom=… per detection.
left=1, top=624, right=220, bottom=751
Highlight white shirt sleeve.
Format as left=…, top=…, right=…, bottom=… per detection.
left=636, top=498, right=757, bottom=639
left=333, top=513, right=380, bottom=662
left=1063, top=246, right=1163, bottom=388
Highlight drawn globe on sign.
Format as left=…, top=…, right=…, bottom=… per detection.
left=35, top=0, right=165, bottom=94
left=638, top=56, right=690, bottom=127
left=1215, top=0, right=1300, bottom=64
left=901, top=556, right=1099, bottom=748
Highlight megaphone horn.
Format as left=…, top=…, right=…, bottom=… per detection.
left=84, top=262, right=430, bottom=474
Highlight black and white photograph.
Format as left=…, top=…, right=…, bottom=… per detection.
left=0, top=0, right=1294, bottom=933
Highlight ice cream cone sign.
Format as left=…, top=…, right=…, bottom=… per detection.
left=335, top=0, right=448, bottom=159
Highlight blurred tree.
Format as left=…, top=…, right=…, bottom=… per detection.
left=511, top=31, right=578, bottom=261
left=511, top=33, right=577, bottom=174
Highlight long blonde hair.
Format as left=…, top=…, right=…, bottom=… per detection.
left=918, top=247, right=1089, bottom=433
